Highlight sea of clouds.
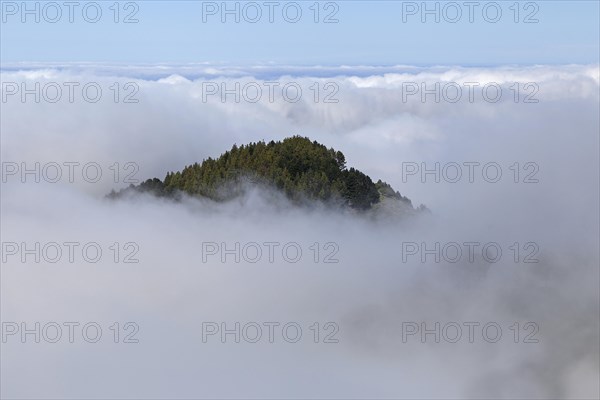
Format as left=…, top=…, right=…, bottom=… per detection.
left=1, top=64, right=599, bottom=399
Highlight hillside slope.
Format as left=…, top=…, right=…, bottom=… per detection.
left=108, top=136, right=426, bottom=214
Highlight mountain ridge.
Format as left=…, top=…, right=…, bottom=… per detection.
left=108, top=136, right=427, bottom=215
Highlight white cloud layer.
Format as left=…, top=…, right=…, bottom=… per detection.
left=1, top=64, right=599, bottom=399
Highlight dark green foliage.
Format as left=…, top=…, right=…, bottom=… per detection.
left=342, top=168, right=380, bottom=210
left=110, top=136, right=411, bottom=211
left=375, top=179, right=413, bottom=207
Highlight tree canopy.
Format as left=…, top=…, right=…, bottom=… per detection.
left=109, top=136, right=415, bottom=211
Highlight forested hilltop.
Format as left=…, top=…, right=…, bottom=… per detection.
left=109, top=136, right=425, bottom=213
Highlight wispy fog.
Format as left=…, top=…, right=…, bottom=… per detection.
left=1, top=65, right=599, bottom=399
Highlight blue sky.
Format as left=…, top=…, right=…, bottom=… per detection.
left=1, top=1, right=599, bottom=65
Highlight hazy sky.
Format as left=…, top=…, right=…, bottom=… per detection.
left=1, top=0, right=599, bottom=65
